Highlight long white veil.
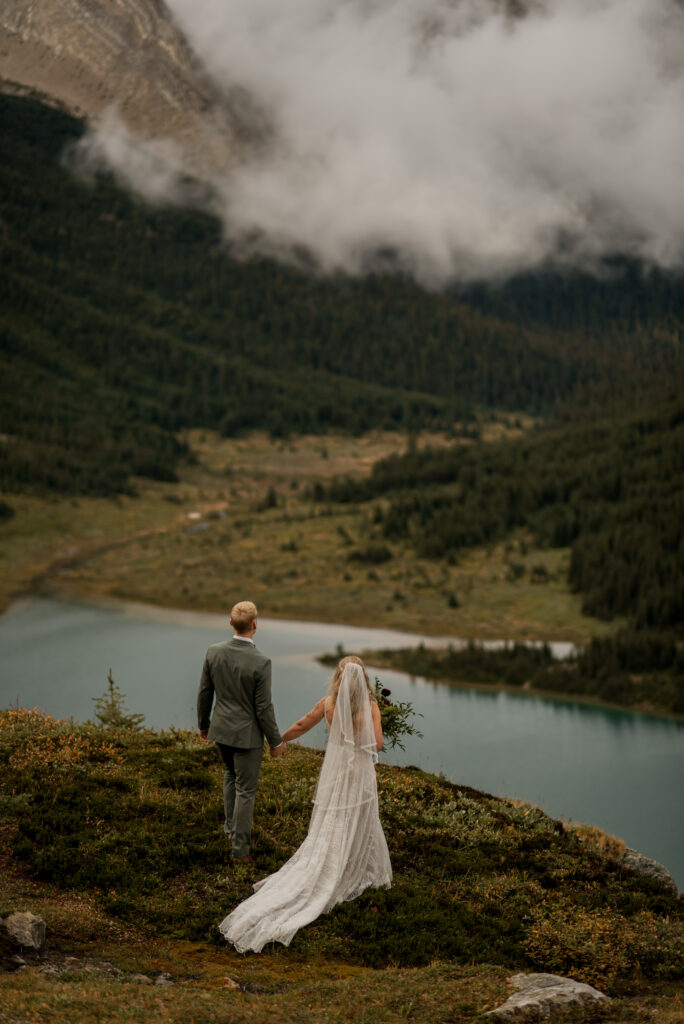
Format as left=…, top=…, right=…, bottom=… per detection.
left=312, top=661, right=378, bottom=811
left=218, top=661, right=392, bottom=953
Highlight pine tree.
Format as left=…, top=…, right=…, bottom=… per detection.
left=93, top=670, right=145, bottom=731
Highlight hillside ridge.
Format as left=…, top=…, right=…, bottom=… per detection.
left=0, top=711, right=682, bottom=1022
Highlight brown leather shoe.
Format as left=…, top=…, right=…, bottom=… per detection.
left=232, top=854, right=253, bottom=864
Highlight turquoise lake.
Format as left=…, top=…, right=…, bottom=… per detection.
left=0, top=596, right=682, bottom=888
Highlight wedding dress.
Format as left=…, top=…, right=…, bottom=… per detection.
left=218, top=663, right=392, bottom=952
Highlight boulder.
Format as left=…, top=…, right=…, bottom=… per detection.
left=484, top=973, right=609, bottom=1020
left=2, top=913, right=46, bottom=952
left=620, top=848, right=678, bottom=895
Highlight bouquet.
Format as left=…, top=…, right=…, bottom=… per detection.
left=374, top=678, right=423, bottom=752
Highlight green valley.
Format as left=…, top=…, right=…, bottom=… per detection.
left=1, top=92, right=683, bottom=713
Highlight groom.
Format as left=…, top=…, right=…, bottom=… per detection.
left=197, top=600, right=287, bottom=862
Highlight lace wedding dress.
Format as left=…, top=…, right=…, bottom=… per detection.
left=218, top=663, right=392, bottom=952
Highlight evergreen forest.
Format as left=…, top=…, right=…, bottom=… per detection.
left=2, top=93, right=684, bottom=496
left=325, top=388, right=684, bottom=628
left=323, top=385, right=684, bottom=701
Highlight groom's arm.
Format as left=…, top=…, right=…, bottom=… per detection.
left=253, top=660, right=283, bottom=750
left=197, top=656, right=215, bottom=737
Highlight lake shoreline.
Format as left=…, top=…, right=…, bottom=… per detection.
left=3, top=589, right=577, bottom=655
left=18, top=579, right=588, bottom=645
left=352, top=651, right=684, bottom=725
left=8, top=591, right=680, bottom=724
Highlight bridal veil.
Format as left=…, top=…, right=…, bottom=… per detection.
left=218, top=662, right=392, bottom=952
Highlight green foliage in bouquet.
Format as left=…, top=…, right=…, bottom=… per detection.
left=374, top=678, right=423, bottom=751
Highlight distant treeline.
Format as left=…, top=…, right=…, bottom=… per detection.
left=325, top=388, right=684, bottom=634
left=456, top=260, right=684, bottom=346
left=2, top=93, right=684, bottom=495
left=363, top=633, right=684, bottom=715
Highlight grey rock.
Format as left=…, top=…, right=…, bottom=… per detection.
left=98, top=960, right=121, bottom=976
left=82, top=960, right=122, bottom=979
left=129, top=973, right=153, bottom=985
left=10, top=955, right=27, bottom=968
left=620, top=848, right=678, bottom=894
left=155, top=972, right=175, bottom=987
left=484, top=973, right=609, bottom=1020
left=3, top=912, right=46, bottom=951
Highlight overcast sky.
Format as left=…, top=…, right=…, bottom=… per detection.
left=82, top=0, right=684, bottom=282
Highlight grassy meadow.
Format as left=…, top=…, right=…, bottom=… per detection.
left=0, top=709, right=682, bottom=1023
left=0, top=423, right=616, bottom=644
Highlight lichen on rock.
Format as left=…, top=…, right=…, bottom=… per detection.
left=2, top=912, right=46, bottom=952
left=619, top=848, right=679, bottom=895
left=484, top=972, right=609, bottom=1020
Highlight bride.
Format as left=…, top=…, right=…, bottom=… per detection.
left=218, top=656, right=392, bottom=952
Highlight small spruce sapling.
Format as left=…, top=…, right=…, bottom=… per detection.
left=93, top=670, right=145, bottom=731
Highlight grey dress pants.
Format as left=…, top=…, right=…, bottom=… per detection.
left=215, top=742, right=264, bottom=858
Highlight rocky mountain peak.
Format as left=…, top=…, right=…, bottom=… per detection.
left=0, top=0, right=244, bottom=172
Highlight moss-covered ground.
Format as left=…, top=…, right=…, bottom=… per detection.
left=0, top=710, right=681, bottom=1022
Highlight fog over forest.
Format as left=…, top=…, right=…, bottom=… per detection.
left=71, top=0, right=684, bottom=283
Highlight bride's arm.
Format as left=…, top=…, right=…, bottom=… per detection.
left=371, top=701, right=384, bottom=752
left=281, top=698, right=326, bottom=742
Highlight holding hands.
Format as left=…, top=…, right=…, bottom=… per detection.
left=269, top=699, right=328, bottom=759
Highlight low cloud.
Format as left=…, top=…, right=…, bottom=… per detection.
left=76, top=0, right=684, bottom=283
left=64, top=108, right=213, bottom=208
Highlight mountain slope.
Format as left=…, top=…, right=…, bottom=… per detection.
left=2, top=94, right=684, bottom=496
left=0, top=0, right=243, bottom=174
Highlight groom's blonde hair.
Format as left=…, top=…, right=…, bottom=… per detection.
left=230, top=600, right=258, bottom=633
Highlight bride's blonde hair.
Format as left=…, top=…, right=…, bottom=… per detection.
left=327, top=655, right=375, bottom=717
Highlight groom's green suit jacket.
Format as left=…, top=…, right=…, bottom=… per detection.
left=197, top=638, right=282, bottom=749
